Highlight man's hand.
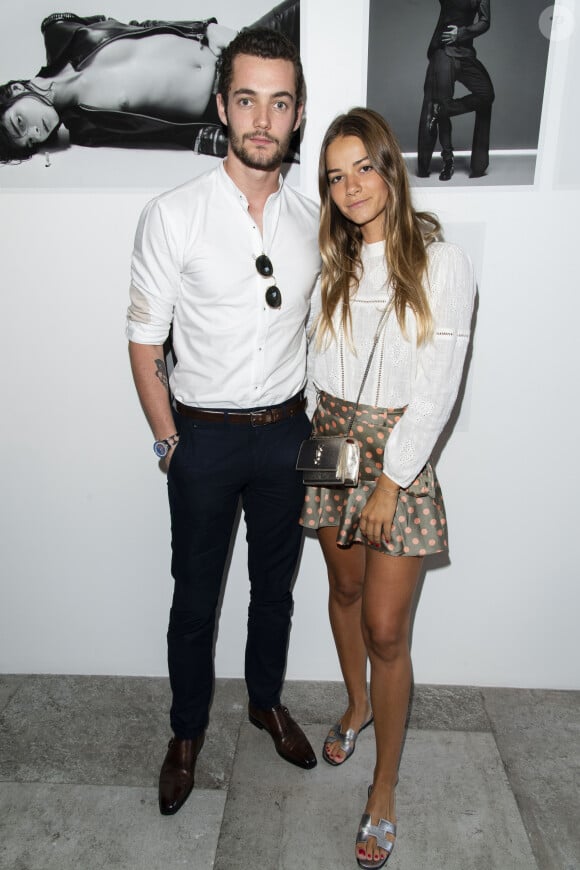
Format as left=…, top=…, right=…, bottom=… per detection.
left=160, top=443, right=178, bottom=474
left=441, top=24, right=458, bottom=45
left=441, top=24, right=458, bottom=44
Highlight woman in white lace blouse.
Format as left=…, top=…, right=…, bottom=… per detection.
left=301, top=107, right=475, bottom=869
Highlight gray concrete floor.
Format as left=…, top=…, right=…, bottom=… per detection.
left=0, top=676, right=578, bottom=870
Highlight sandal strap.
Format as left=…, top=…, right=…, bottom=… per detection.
left=324, top=716, right=373, bottom=754
left=323, top=721, right=344, bottom=745
left=324, top=721, right=356, bottom=754
left=357, top=814, right=396, bottom=854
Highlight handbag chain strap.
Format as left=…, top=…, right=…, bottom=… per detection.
left=314, top=306, right=389, bottom=437
left=345, top=306, right=389, bottom=435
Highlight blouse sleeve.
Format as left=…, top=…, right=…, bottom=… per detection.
left=382, top=242, right=475, bottom=488
left=304, top=276, right=323, bottom=418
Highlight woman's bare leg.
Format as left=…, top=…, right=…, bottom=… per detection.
left=356, top=551, right=423, bottom=865
left=318, top=528, right=372, bottom=763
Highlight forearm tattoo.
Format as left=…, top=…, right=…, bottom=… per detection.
left=154, top=358, right=169, bottom=391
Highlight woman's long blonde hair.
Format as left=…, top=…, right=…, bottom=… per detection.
left=317, top=107, right=441, bottom=346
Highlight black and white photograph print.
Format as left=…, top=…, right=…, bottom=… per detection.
left=554, top=0, right=580, bottom=189
left=0, top=0, right=299, bottom=189
left=367, top=0, right=553, bottom=186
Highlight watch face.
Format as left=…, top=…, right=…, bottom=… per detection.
left=153, top=440, right=169, bottom=458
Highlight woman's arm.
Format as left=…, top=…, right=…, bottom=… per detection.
left=382, top=242, right=476, bottom=489
left=360, top=243, right=474, bottom=546
left=304, top=277, right=322, bottom=418
left=205, top=23, right=237, bottom=56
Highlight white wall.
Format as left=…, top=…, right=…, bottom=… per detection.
left=1, top=0, right=579, bottom=689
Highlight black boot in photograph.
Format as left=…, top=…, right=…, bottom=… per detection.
left=439, top=158, right=454, bottom=181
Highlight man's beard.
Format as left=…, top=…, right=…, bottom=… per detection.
left=228, top=129, right=293, bottom=171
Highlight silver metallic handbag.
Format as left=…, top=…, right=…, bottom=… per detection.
left=296, top=308, right=389, bottom=487
left=295, top=434, right=360, bottom=486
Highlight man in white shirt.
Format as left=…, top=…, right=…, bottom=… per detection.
left=127, top=26, right=320, bottom=816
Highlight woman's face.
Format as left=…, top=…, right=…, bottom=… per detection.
left=1, top=87, right=59, bottom=151
left=325, top=135, right=389, bottom=244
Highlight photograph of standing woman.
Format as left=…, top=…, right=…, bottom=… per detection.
left=367, top=0, right=550, bottom=187
left=302, top=107, right=475, bottom=868
left=417, top=0, right=494, bottom=180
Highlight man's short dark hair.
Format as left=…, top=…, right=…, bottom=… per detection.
left=217, top=26, right=304, bottom=108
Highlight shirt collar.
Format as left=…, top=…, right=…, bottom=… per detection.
left=218, top=159, right=284, bottom=210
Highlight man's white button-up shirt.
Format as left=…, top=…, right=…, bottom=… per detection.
left=127, top=161, right=320, bottom=409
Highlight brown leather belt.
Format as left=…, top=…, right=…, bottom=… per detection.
left=175, top=394, right=306, bottom=426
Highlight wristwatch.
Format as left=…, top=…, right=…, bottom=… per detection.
left=153, top=433, right=179, bottom=458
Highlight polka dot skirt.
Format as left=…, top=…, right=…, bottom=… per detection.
left=300, top=392, right=449, bottom=557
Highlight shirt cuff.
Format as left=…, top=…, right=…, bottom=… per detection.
left=126, top=319, right=169, bottom=345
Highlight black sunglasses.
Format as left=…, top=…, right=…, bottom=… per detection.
left=255, top=254, right=282, bottom=309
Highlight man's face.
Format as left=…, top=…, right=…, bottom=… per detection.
left=216, top=54, right=303, bottom=172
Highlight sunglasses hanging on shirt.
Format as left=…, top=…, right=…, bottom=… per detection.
left=255, top=254, right=282, bottom=309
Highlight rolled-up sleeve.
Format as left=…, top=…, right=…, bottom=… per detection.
left=383, top=243, right=476, bottom=488
left=126, top=197, right=181, bottom=345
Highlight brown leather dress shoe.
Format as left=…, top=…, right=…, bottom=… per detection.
left=248, top=703, right=317, bottom=769
left=158, top=733, right=205, bottom=816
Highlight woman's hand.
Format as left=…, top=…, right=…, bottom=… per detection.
left=359, top=481, right=400, bottom=547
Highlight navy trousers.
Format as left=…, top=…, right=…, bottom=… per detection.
left=166, top=399, right=311, bottom=739
left=418, top=49, right=494, bottom=177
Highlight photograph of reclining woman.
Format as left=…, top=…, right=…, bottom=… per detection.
left=0, top=0, right=299, bottom=188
